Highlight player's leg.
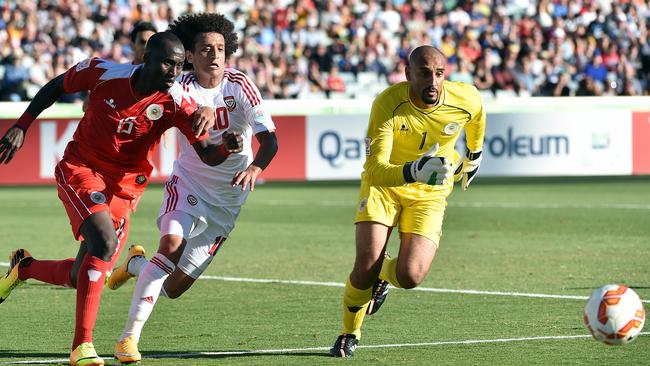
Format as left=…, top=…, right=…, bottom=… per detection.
left=389, top=192, right=447, bottom=289
left=69, top=242, right=88, bottom=289
left=71, top=183, right=133, bottom=365
left=115, top=210, right=193, bottom=363
left=163, top=203, right=237, bottom=298
left=332, top=182, right=399, bottom=357
left=348, top=222, right=392, bottom=325
left=72, top=210, right=119, bottom=366
left=331, top=222, right=391, bottom=357
left=393, top=232, right=438, bottom=288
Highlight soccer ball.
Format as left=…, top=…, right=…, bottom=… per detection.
left=584, top=284, right=645, bottom=345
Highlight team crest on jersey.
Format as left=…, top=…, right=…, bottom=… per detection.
left=89, top=191, right=106, bottom=204
left=443, top=122, right=460, bottom=135
left=224, top=96, right=236, bottom=112
left=76, top=58, right=92, bottom=72
left=187, top=195, right=198, bottom=206
left=146, top=104, right=163, bottom=121
left=364, top=137, right=372, bottom=156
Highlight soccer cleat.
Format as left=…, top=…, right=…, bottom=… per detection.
left=330, top=334, right=358, bottom=357
left=70, top=342, right=104, bottom=366
left=107, top=245, right=145, bottom=290
left=366, top=278, right=389, bottom=315
left=0, top=249, right=32, bottom=304
left=114, top=335, right=141, bottom=364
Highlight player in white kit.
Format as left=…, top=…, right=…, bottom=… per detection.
left=109, top=13, right=278, bottom=364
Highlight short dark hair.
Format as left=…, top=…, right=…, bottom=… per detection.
left=130, top=21, right=157, bottom=43
left=144, top=31, right=184, bottom=57
left=168, top=13, right=238, bottom=58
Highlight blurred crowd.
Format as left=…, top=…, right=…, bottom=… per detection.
left=2, top=0, right=650, bottom=102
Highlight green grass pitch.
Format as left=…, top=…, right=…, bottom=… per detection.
left=0, top=176, right=648, bottom=365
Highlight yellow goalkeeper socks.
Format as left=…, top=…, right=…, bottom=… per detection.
left=342, top=276, right=372, bottom=338
left=379, top=256, right=402, bottom=288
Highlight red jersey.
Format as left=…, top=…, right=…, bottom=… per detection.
left=62, top=57, right=207, bottom=180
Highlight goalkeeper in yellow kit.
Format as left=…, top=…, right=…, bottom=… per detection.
left=330, top=45, right=486, bottom=357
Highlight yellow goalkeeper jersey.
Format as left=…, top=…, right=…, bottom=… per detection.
left=362, top=80, right=486, bottom=187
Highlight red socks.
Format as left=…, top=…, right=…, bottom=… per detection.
left=72, top=253, right=110, bottom=349
left=18, top=258, right=75, bottom=288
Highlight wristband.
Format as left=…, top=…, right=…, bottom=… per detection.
left=218, top=144, right=231, bottom=158
left=15, top=111, right=35, bottom=130
left=403, top=163, right=415, bottom=183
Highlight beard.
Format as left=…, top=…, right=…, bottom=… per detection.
left=421, top=87, right=438, bottom=105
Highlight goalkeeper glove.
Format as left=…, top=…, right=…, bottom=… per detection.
left=454, top=148, right=482, bottom=191
left=403, top=143, right=452, bottom=186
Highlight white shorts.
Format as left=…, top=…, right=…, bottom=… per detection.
left=157, top=175, right=241, bottom=278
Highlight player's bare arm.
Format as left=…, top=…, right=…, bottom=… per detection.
left=0, top=74, right=66, bottom=164
left=231, top=130, right=278, bottom=191
left=191, top=130, right=243, bottom=166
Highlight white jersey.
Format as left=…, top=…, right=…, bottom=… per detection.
left=172, top=69, right=275, bottom=206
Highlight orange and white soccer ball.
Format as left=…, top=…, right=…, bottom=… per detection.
left=584, top=284, right=645, bottom=345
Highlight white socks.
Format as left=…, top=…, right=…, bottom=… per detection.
left=127, top=255, right=148, bottom=276
left=120, top=253, right=175, bottom=342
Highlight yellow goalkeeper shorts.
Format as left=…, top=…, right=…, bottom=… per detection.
left=354, top=178, right=452, bottom=244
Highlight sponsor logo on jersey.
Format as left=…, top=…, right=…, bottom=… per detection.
left=104, top=98, right=115, bottom=108
left=443, top=122, right=460, bottom=135
left=76, top=58, right=92, bottom=72
left=135, top=175, right=147, bottom=185
left=89, top=191, right=106, bottom=204
left=187, top=194, right=198, bottom=206
left=146, top=104, right=163, bottom=121
left=224, top=96, right=236, bottom=111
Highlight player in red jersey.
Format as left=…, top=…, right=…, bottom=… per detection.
left=0, top=31, right=242, bottom=366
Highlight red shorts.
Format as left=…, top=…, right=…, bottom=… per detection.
left=55, top=159, right=141, bottom=240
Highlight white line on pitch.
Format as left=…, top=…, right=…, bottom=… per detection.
left=258, top=200, right=650, bottom=210
left=1, top=333, right=647, bottom=364
left=201, top=276, right=650, bottom=303
left=2, top=263, right=645, bottom=304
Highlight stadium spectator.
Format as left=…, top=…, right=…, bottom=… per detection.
left=0, top=52, right=29, bottom=101
left=329, top=46, right=485, bottom=358
left=327, top=65, right=346, bottom=93
left=3, top=1, right=650, bottom=99
left=130, top=21, right=157, bottom=64
left=0, top=31, right=241, bottom=366
left=109, top=13, right=277, bottom=364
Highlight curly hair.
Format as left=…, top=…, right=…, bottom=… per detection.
left=168, top=13, right=238, bottom=58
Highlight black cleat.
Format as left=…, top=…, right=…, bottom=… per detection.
left=366, top=278, right=389, bottom=315
left=330, top=334, right=358, bottom=358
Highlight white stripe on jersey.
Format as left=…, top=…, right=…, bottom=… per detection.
left=172, top=70, right=275, bottom=206
left=95, top=59, right=140, bottom=80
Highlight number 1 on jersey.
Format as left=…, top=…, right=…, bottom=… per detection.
left=214, top=106, right=229, bottom=130
left=419, top=132, right=427, bottom=150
